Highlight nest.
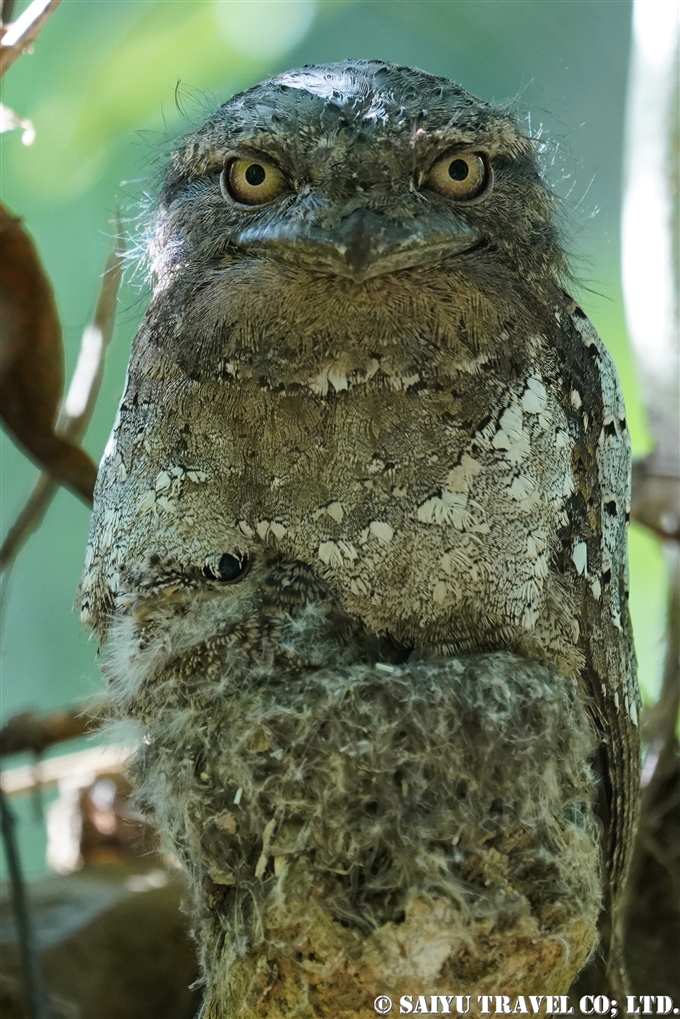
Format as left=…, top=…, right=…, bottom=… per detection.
left=111, top=599, right=601, bottom=1018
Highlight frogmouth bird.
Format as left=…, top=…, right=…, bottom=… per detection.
left=81, top=61, right=640, bottom=1016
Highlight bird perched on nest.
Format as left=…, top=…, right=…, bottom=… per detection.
left=81, top=61, right=640, bottom=1016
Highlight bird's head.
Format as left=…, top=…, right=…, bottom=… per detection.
left=151, top=60, right=565, bottom=289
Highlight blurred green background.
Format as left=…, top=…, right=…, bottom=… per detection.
left=0, top=0, right=668, bottom=875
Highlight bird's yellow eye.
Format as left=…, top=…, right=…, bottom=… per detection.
left=222, top=157, right=288, bottom=206
left=424, top=151, right=490, bottom=202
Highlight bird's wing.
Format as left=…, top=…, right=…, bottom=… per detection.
left=557, top=302, right=641, bottom=981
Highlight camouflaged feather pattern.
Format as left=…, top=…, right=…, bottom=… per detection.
left=80, top=60, right=640, bottom=994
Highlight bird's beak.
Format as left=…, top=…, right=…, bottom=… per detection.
left=234, top=207, right=480, bottom=282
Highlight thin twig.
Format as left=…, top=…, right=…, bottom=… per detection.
left=0, top=0, right=61, bottom=77
left=1, top=743, right=129, bottom=798
left=630, top=456, right=680, bottom=543
left=640, top=545, right=679, bottom=786
left=0, top=701, right=106, bottom=757
left=0, top=232, right=125, bottom=576
left=57, top=231, right=126, bottom=442
left=0, top=787, right=51, bottom=1019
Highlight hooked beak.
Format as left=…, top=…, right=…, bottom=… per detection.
left=234, top=207, right=480, bottom=282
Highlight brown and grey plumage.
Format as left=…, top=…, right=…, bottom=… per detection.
left=81, top=61, right=640, bottom=1013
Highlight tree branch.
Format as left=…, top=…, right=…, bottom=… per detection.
left=0, top=788, right=51, bottom=1018
left=0, top=232, right=124, bottom=576
left=0, top=702, right=106, bottom=757
left=0, top=0, right=61, bottom=78
left=631, top=456, right=680, bottom=543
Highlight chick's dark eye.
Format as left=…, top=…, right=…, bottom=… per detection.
left=221, top=156, right=288, bottom=206
left=203, top=553, right=250, bottom=583
left=424, top=151, right=491, bottom=202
